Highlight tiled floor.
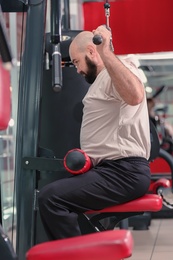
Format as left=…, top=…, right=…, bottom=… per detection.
left=129, top=218, right=173, bottom=260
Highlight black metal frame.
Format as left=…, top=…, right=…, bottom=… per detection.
left=14, top=1, right=46, bottom=259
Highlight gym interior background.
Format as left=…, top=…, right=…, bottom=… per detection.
left=0, top=0, right=173, bottom=259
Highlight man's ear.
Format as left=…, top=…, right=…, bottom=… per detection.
left=87, top=45, right=96, bottom=58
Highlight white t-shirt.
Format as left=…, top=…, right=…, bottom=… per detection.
left=80, top=58, right=151, bottom=166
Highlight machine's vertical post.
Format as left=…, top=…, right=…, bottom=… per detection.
left=15, top=0, right=46, bottom=259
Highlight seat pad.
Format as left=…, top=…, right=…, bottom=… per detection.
left=86, top=194, right=162, bottom=214
left=26, top=230, right=133, bottom=260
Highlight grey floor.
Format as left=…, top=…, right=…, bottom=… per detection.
left=129, top=218, right=173, bottom=260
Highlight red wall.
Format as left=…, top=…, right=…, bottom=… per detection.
left=83, top=0, right=173, bottom=54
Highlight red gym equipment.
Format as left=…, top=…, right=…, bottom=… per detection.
left=0, top=60, right=11, bottom=130
left=26, top=230, right=133, bottom=260
left=64, top=148, right=92, bottom=174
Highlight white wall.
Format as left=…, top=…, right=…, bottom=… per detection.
left=69, top=0, right=84, bottom=30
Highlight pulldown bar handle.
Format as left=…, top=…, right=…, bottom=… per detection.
left=93, top=1, right=114, bottom=52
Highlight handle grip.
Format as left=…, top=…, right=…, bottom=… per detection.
left=92, top=25, right=114, bottom=51
left=92, top=35, right=103, bottom=45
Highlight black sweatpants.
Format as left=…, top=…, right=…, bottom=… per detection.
left=38, top=157, right=151, bottom=240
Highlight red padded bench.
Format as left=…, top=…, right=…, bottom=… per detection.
left=26, top=194, right=162, bottom=260
left=85, top=194, right=163, bottom=231
left=26, top=229, right=133, bottom=260
left=87, top=194, right=162, bottom=214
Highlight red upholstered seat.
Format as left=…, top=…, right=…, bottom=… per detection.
left=86, top=194, right=162, bottom=214
left=26, top=229, right=133, bottom=260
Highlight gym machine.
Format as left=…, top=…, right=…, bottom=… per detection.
left=0, top=1, right=172, bottom=259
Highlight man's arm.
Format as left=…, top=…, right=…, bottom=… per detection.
left=93, top=26, right=144, bottom=106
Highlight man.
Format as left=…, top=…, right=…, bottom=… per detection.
left=38, top=26, right=151, bottom=240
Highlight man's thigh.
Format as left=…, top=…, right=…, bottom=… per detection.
left=39, top=166, right=131, bottom=212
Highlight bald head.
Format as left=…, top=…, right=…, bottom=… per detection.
left=69, top=31, right=104, bottom=81
left=69, top=31, right=95, bottom=58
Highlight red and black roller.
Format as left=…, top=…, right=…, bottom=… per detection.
left=64, top=148, right=92, bottom=174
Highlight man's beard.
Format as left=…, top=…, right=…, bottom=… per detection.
left=84, top=56, right=97, bottom=84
